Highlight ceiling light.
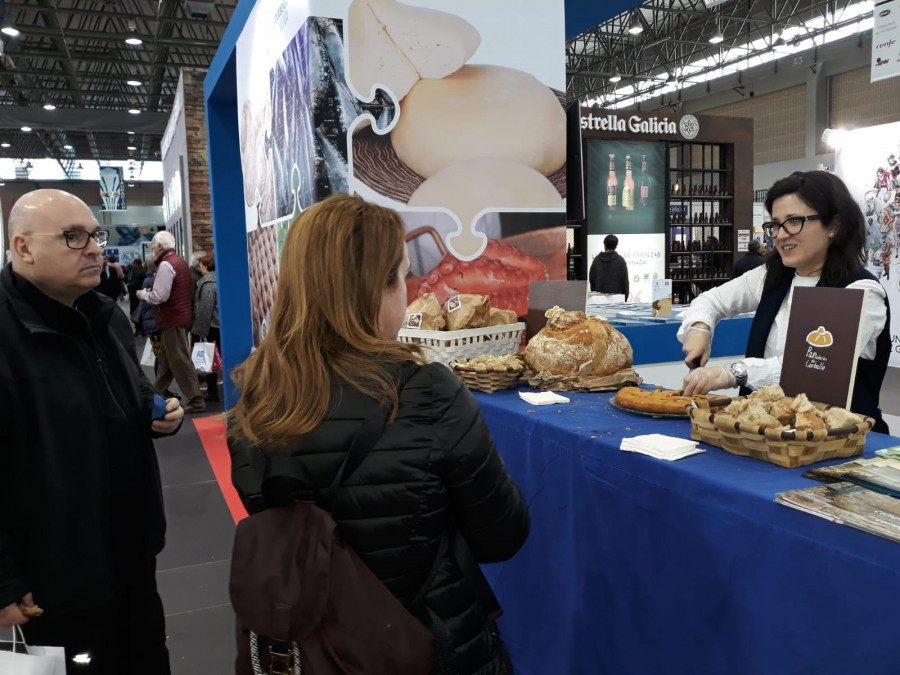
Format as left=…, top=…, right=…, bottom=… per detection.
left=21, top=126, right=31, bottom=132
left=125, top=37, right=143, bottom=46
left=709, top=30, right=724, bottom=44
left=628, top=21, right=643, bottom=35
left=127, top=145, right=137, bottom=151
left=43, top=103, right=56, bottom=111
left=128, top=109, right=141, bottom=115
left=1, top=26, right=19, bottom=38
left=1, top=143, right=9, bottom=148
left=609, top=70, right=622, bottom=83
left=127, top=80, right=142, bottom=87
left=127, top=131, right=135, bottom=135
left=63, top=144, right=73, bottom=150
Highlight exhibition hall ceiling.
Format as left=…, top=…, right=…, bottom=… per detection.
left=0, top=0, right=237, bottom=171
left=567, top=0, right=875, bottom=108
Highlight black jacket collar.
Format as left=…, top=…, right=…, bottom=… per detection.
left=0, top=263, right=115, bottom=336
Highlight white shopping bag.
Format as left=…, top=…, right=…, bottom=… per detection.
left=140, top=339, right=156, bottom=368
left=191, top=341, right=215, bottom=374
left=0, top=626, right=66, bottom=675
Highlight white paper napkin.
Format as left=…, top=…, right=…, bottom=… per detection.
left=620, top=433, right=705, bottom=461
left=519, top=391, right=571, bottom=406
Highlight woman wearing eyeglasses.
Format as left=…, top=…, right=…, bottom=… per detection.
left=680, top=171, right=890, bottom=433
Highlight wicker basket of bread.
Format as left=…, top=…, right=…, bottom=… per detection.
left=399, top=293, right=524, bottom=367
left=688, top=385, right=875, bottom=468
left=450, top=354, right=524, bottom=393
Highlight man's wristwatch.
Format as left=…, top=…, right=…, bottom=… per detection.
left=728, top=361, right=748, bottom=388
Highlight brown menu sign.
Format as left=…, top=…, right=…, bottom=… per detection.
left=780, top=287, right=866, bottom=408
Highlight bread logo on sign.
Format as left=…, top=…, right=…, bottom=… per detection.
left=346, top=0, right=565, bottom=261
left=805, top=326, right=834, bottom=348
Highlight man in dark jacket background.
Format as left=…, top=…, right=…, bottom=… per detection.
left=589, top=234, right=630, bottom=298
left=0, top=189, right=184, bottom=673
left=138, top=231, right=205, bottom=412
left=732, top=239, right=766, bottom=278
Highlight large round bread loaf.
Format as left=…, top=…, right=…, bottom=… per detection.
left=523, top=311, right=633, bottom=377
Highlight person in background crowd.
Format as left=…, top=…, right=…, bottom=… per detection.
left=127, top=258, right=147, bottom=316
left=137, top=232, right=205, bottom=413
left=107, top=254, right=124, bottom=282
left=589, top=234, right=629, bottom=298
left=96, top=255, right=126, bottom=301
left=192, top=255, right=220, bottom=402
left=133, top=263, right=160, bottom=367
left=732, top=239, right=765, bottom=278
left=227, top=194, right=529, bottom=674
left=189, top=251, right=204, bottom=289
left=680, top=171, right=890, bottom=432
left=0, top=189, right=183, bottom=674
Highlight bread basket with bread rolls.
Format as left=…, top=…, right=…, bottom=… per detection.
left=450, top=354, right=525, bottom=393
left=688, top=385, right=875, bottom=468
left=399, top=293, right=524, bottom=367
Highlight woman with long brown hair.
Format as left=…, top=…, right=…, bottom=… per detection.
left=228, top=193, right=529, bottom=674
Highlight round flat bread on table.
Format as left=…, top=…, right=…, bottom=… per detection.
left=614, top=386, right=713, bottom=416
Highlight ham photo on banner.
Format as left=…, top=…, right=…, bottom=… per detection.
left=236, top=0, right=567, bottom=344
left=834, top=121, right=900, bottom=366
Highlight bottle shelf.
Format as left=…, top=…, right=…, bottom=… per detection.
left=668, top=222, right=734, bottom=227
left=669, top=195, right=733, bottom=201
left=668, top=250, right=732, bottom=255
left=669, top=167, right=733, bottom=173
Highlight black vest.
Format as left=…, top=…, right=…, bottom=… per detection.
left=742, top=267, right=891, bottom=434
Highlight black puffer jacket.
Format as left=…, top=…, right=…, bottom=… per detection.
left=229, top=362, right=530, bottom=674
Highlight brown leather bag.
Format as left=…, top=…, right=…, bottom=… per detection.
left=229, top=412, right=437, bottom=675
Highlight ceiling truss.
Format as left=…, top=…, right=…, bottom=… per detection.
left=0, top=0, right=236, bottom=169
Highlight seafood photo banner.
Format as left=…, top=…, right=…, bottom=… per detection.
left=236, top=0, right=566, bottom=344
left=833, top=121, right=900, bottom=366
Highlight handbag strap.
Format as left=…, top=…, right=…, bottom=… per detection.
left=261, top=366, right=415, bottom=505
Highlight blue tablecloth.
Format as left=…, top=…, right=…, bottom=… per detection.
left=474, top=388, right=900, bottom=675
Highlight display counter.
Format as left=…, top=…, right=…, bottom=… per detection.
left=475, top=388, right=900, bottom=675
left=587, top=302, right=753, bottom=364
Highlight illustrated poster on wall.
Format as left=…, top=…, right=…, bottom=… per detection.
left=236, top=0, right=566, bottom=343
left=833, top=121, right=900, bottom=366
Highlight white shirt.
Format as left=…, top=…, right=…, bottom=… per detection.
left=676, top=265, right=887, bottom=390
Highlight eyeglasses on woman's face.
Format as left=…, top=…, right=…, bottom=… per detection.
left=28, top=228, right=110, bottom=250
left=761, top=214, right=822, bottom=238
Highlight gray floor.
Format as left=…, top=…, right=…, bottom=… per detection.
left=138, top=336, right=235, bottom=675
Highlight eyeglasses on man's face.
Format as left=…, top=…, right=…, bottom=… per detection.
left=761, top=214, right=822, bottom=238
left=28, top=228, right=110, bottom=250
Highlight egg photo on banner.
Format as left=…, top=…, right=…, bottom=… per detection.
left=345, top=0, right=568, bottom=316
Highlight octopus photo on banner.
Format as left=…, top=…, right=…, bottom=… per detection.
left=236, top=0, right=566, bottom=343
left=832, top=122, right=900, bottom=366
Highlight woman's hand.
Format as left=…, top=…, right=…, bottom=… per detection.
left=683, top=367, right=735, bottom=396
left=682, top=324, right=712, bottom=369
